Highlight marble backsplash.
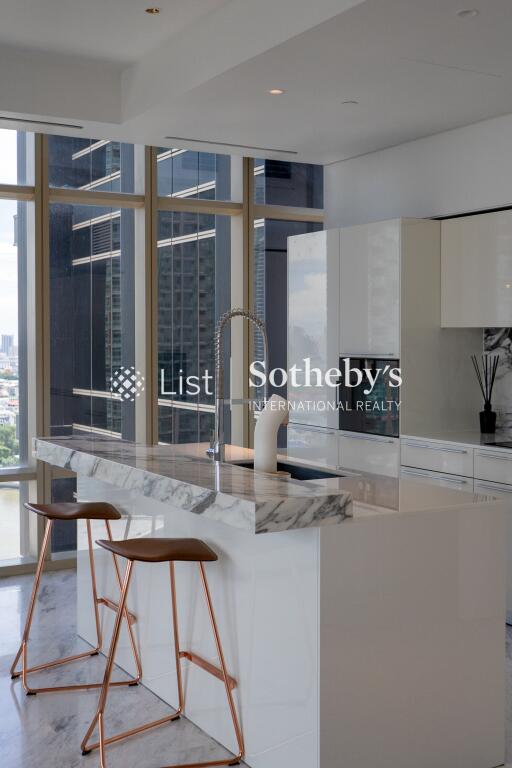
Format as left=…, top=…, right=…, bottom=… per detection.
left=484, top=328, right=512, bottom=429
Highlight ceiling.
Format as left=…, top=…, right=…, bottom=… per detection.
left=0, top=0, right=230, bottom=62
left=1, top=0, right=512, bottom=165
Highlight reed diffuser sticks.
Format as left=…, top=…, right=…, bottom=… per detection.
left=471, top=354, right=499, bottom=405
left=471, top=354, right=499, bottom=433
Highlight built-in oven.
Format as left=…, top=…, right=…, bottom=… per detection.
left=338, top=356, right=400, bottom=438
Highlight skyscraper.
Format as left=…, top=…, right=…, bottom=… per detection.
left=0, top=335, right=14, bottom=355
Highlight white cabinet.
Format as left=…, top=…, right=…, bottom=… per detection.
left=474, top=479, right=512, bottom=624
left=286, top=424, right=339, bottom=468
left=441, top=210, right=512, bottom=327
left=288, top=229, right=340, bottom=429
left=474, top=448, right=512, bottom=485
left=340, top=220, right=400, bottom=356
left=401, top=438, right=474, bottom=477
left=339, top=432, right=399, bottom=477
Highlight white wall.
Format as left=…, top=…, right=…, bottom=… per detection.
left=325, top=112, right=512, bottom=228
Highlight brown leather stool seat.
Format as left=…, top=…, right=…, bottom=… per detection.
left=24, top=501, right=121, bottom=521
left=97, top=537, right=218, bottom=563
left=25, top=501, right=121, bottom=520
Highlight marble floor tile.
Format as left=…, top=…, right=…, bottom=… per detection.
left=0, top=570, right=245, bottom=768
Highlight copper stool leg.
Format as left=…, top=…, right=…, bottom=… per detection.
left=196, top=562, right=245, bottom=765
left=10, top=519, right=54, bottom=693
left=81, top=559, right=244, bottom=767
left=10, top=518, right=142, bottom=694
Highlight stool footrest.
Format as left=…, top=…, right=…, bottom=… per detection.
left=11, top=647, right=100, bottom=679
left=86, top=712, right=181, bottom=753
left=98, top=596, right=137, bottom=625
left=20, top=679, right=142, bottom=694
left=179, top=651, right=237, bottom=690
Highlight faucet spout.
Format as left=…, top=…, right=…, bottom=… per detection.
left=206, top=308, right=269, bottom=463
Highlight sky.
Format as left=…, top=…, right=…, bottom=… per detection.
left=0, top=129, right=20, bottom=343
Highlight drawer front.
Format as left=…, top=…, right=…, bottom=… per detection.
left=474, top=450, right=512, bottom=485
left=339, top=433, right=399, bottom=477
left=401, top=439, right=473, bottom=477
left=287, top=424, right=339, bottom=468
left=401, top=466, right=473, bottom=491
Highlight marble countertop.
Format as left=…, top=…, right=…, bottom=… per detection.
left=33, top=436, right=353, bottom=534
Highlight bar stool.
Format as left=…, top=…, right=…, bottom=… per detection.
left=81, top=537, right=245, bottom=768
left=10, top=502, right=143, bottom=695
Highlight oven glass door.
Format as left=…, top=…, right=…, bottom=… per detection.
left=338, top=357, right=400, bottom=437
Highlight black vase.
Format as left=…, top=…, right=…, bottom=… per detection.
left=480, top=402, right=497, bottom=434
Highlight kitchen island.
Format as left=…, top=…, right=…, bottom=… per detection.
left=35, top=436, right=506, bottom=768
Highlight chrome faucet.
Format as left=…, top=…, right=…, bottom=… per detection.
left=207, top=308, right=269, bottom=463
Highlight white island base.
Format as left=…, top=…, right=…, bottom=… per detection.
left=75, top=475, right=505, bottom=768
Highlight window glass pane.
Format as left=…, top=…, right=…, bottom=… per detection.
left=0, top=482, right=22, bottom=561
left=157, top=211, right=231, bottom=444
left=0, top=199, right=34, bottom=467
left=254, top=158, right=323, bottom=208
left=48, top=136, right=144, bottom=193
left=49, top=203, right=142, bottom=439
left=0, top=481, right=32, bottom=563
left=253, top=219, right=323, bottom=409
left=0, top=129, right=34, bottom=185
left=157, top=148, right=232, bottom=201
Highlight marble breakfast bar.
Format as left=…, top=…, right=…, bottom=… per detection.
left=34, top=436, right=507, bottom=768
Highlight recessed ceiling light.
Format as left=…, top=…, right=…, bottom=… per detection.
left=268, top=88, right=285, bottom=95
left=456, top=8, right=479, bottom=18
left=342, top=100, right=359, bottom=105
left=145, top=7, right=161, bottom=14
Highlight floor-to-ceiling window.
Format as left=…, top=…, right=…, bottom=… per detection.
left=0, top=129, right=37, bottom=567
left=0, top=133, right=323, bottom=575
left=46, top=136, right=145, bottom=554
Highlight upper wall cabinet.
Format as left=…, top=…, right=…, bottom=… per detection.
left=441, top=210, right=512, bottom=327
left=340, top=220, right=400, bottom=356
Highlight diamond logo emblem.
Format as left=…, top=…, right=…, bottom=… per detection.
left=111, top=366, right=145, bottom=403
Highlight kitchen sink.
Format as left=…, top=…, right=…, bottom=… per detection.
left=229, top=460, right=342, bottom=481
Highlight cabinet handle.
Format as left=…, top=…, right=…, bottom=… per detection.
left=433, top=476, right=470, bottom=485
left=476, top=483, right=512, bottom=494
left=404, top=442, right=468, bottom=454
left=340, top=353, right=398, bottom=359
left=343, top=433, right=395, bottom=444
left=401, top=469, right=469, bottom=485
left=476, top=451, right=512, bottom=461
